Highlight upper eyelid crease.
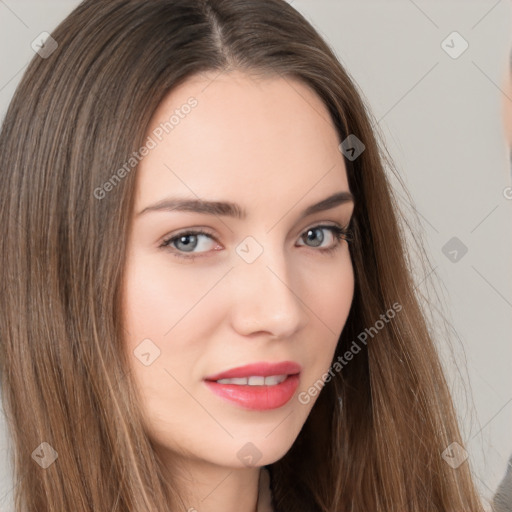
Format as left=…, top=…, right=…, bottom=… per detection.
left=137, top=191, right=355, bottom=220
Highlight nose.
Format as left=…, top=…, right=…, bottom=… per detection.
left=227, top=243, right=309, bottom=339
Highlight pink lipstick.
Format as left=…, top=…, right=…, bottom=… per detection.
left=203, top=361, right=301, bottom=411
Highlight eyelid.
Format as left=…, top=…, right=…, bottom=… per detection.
left=160, top=227, right=220, bottom=250
left=160, top=220, right=352, bottom=260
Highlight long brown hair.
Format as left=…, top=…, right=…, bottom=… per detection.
left=0, top=0, right=485, bottom=510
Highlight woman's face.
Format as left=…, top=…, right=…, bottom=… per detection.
left=122, top=70, right=355, bottom=472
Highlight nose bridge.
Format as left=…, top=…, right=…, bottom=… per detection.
left=228, top=234, right=307, bottom=337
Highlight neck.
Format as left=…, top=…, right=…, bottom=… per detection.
left=162, top=454, right=265, bottom=512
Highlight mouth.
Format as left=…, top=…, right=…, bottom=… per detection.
left=203, top=360, right=302, bottom=410
left=203, top=372, right=301, bottom=411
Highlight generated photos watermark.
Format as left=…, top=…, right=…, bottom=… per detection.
left=298, top=301, right=402, bottom=405
left=93, top=97, right=198, bottom=200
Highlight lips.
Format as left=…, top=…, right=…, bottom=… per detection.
left=203, top=374, right=300, bottom=410
left=203, top=361, right=302, bottom=411
left=203, top=361, right=302, bottom=381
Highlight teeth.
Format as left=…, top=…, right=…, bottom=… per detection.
left=216, top=375, right=288, bottom=386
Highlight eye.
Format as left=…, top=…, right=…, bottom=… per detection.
left=160, top=229, right=220, bottom=261
left=296, top=224, right=353, bottom=254
left=160, top=224, right=353, bottom=261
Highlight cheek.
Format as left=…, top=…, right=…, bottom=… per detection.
left=122, top=250, right=216, bottom=339
left=122, top=249, right=234, bottom=383
left=305, top=249, right=354, bottom=324
left=301, top=254, right=354, bottom=372
left=121, top=252, right=206, bottom=393
left=121, top=253, right=214, bottom=438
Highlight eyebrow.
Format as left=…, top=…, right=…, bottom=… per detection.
left=136, top=191, right=354, bottom=220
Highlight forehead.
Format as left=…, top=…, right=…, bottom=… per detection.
left=135, top=70, right=349, bottom=208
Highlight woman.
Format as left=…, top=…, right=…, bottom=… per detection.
left=0, top=0, right=486, bottom=510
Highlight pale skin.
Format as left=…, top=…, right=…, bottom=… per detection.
left=122, top=70, right=355, bottom=512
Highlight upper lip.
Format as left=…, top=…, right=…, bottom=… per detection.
left=204, top=361, right=302, bottom=381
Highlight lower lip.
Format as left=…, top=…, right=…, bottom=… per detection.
left=203, top=374, right=300, bottom=411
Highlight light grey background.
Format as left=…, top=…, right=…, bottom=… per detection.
left=0, top=1, right=511, bottom=510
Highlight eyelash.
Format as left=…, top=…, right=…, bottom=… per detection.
left=159, top=224, right=353, bottom=262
